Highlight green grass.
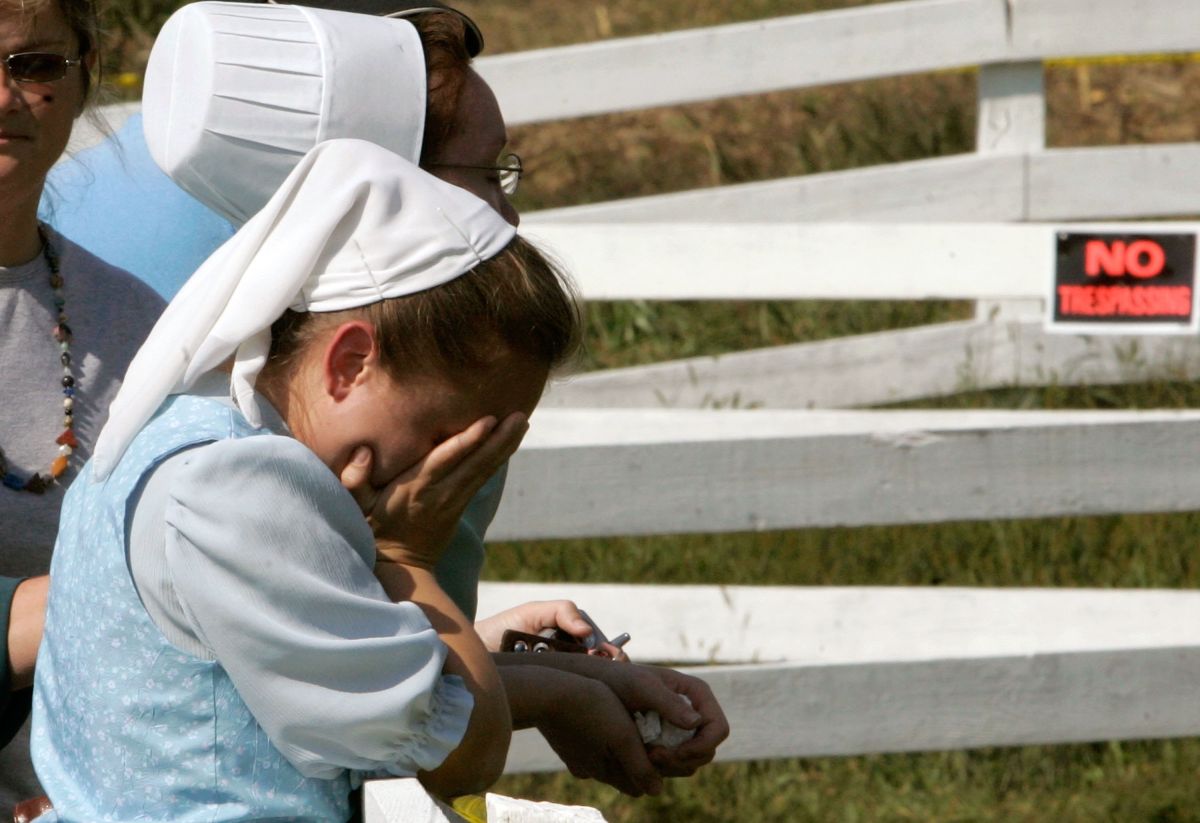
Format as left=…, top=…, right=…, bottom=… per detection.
left=579, top=299, right=969, bottom=372
left=494, top=741, right=1200, bottom=822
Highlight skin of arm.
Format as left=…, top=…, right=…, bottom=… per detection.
left=374, top=557, right=511, bottom=797
left=338, top=439, right=727, bottom=794
left=348, top=415, right=523, bottom=794
left=493, top=651, right=728, bottom=779
left=7, top=575, right=48, bottom=691
left=497, top=663, right=666, bottom=797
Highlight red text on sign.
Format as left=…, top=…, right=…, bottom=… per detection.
left=1057, top=285, right=1192, bottom=317
left=1084, top=239, right=1166, bottom=279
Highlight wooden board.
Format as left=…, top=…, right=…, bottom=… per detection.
left=504, top=646, right=1200, bottom=770
left=523, top=219, right=1200, bottom=302
left=527, top=145, right=1200, bottom=225
left=478, top=583, right=1200, bottom=665
left=479, top=0, right=1200, bottom=126
left=541, top=319, right=1200, bottom=409
left=527, top=153, right=1026, bottom=224
left=1028, top=143, right=1200, bottom=221
left=478, top=0, right=1005, bottom=125
left=1008, top=0, right=1200, bottom=60
left=521, top=222, right=1056, bottom=301
left=489, top=409, right=1200, bottom=539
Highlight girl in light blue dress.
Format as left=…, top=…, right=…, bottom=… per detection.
left=30, top=138, right=581, bottom=821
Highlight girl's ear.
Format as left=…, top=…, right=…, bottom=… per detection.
left=322, top=321, right=378, bottom=402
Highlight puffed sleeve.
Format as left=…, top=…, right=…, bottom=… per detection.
left=161, top=435, right=474, bottom=779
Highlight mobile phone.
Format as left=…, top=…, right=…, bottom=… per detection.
left=499, top=629, right=587, bottom=654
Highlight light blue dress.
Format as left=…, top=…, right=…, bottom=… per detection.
left=32, top=392, right=474, bottom=822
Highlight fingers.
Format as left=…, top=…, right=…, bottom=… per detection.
left=591, top=641, right=630, bottom=662
left=656, top=692, right=704, bottom=732
left=546, top=600, right=591, bottom=639
left=339, top=446, right=376, bottom=514
left=606, top=734, right=664, bottom=797
left=444, top=412, right=528, bottom=494
left=419, top=415, right=500, bottom=485
left=647, top=743, right=713, bottom=777
left=661, top=684, right=728, bottom=773
left=410, top=412, right=526, bottom=510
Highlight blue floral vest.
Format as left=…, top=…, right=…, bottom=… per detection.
left=32, top=394, right=351, bottom=822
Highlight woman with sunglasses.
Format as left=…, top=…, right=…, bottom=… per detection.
left=0, top=0, right=165, bottom=808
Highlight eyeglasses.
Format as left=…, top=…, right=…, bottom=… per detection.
left=430, top=153, right=523, bottom=196
left=3, top=52, right=82, bottom=84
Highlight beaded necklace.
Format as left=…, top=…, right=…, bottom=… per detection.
left=0, top=225, right=78, bottom=494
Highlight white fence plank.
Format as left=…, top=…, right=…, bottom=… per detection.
left=529, top=151, right=1026, bottom=224
left=541, top=319, right=1200, bottom=409
left=1008, top=0, right=1200, bottom=60
left=525, top=220, right=1199, bottom=302
left=480, top=0, right=1200, bottom=126
left=1028, top=143, right=1200, bottom=221
left=528, top=144, right=1200, bottom=224
left=505, top=646, right=1200, bottom=770
left=523, top=222, right=1054, bottom=301
left=478, top=0, right=1006, bottom=126
left=479, top=583, right=1200, bottom=666
left=490, top=410, right=1200, bottom=539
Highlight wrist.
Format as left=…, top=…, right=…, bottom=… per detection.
left=374, top=539, right=436, bottom=573
left=498, top=663, right=590, bottom=729
left=373, top=559, right=436, bottom=602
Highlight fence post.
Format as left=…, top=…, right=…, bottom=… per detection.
left=975, top=61, right=1046, bottom=322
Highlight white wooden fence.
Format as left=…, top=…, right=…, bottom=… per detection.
left=470, top=0, right=1200, bottom=774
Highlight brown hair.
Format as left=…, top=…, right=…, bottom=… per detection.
left=1, top=0, right=100, bottom=101
left=410, top=11, right=472, bottom=165
left=267, top=235, right=582, bottom=383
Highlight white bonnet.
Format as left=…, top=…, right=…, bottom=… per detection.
left=92, top=138, right=518, bottom=480
left=143, top=1, right=427, bottom=225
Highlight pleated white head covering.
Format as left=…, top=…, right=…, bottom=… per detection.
left=143, top=1, right=426, bottom=225
left=92, top=138, right=517, bottom=481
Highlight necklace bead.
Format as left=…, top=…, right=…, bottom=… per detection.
left=3, top=226, right=78, bottom=494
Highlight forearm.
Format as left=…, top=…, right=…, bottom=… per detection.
left=375, top=561, right=511, bottom=795
left=496, top=663, right=581, bottom=730
left=7, top=575, right=48, bottom=690
left=493, top=648, right=622, bottom=679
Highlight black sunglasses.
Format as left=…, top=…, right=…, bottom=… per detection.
left=3, top=52, right=82, bottom=84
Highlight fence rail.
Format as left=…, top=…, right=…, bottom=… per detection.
left=492, top=409, right=1200, bottom=540
left=478, top=0, right=1200, bottom=126
left=474, top=0, right=1200, bottom=774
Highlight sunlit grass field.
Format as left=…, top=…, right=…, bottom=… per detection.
left=102, top=0, right=1200, bottom=819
